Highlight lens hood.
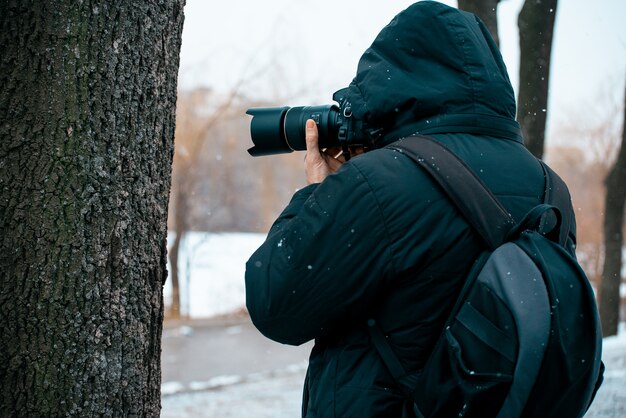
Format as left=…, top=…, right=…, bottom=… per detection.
left=246, top=107, right=292, bottom=156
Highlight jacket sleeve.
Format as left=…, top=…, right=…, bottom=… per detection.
left=245, top=161, right=395, bottom=345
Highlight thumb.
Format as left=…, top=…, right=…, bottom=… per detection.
left=305, top=119, right=320, bottom=157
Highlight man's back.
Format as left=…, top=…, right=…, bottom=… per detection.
left=245, top=2, right=576, bottom=416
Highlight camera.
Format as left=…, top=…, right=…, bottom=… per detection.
left=246, top=88, right=382, bottom=157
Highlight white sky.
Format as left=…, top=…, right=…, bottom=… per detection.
left=178, top=0, right=626, bottom=140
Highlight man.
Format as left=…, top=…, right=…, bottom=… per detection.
left=245, top=1, right=575, bottom=416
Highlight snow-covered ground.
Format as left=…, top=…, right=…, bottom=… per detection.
left=162, top=330, right=625, bottom=417
left=162, top=362, right=307, bottom=418
left=162, top=233, right=625, bottom=417
left=165, top=232, right=626, bottom=319
left=164, top=232, right=265, bottom=318
left=587, top=328, right=626, bottom=417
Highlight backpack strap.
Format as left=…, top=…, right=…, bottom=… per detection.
left=387, top=136, right=516, bottom=250
left=508, top=203, right=562, bottom=244
left=367, top=319, right=415, bottom=397
left=370, top=136, right=552, bottom=405
left=539, top=161, right=574, bottom=249
left=368, top=135, right=520, bottom=397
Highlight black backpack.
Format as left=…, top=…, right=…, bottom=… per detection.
left=368, top=136, right=604, bottom=418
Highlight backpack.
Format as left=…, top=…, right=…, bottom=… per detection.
left=367, top=136, right=604, bottom=418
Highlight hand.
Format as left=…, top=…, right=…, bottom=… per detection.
left=304, top=119, right=345, bottom=184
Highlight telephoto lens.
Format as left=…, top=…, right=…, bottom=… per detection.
left=247, top=105, right=342, bottom=156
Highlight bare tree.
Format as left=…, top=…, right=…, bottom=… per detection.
left=0, top=1, right=184, bottom=415
left=548, top=146, right=606, bottom=284
left=517, top=0, right=558, bottom=158
left=600, top=80, right=626, bottom=337
left=457, top=0, right=501, bottom=46
left=167, top=87, right=299, bottom=317
left=168, top=88, right=242, bottom=318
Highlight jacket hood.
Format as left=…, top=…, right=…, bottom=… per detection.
left=338, top=1, right=521, bottom=145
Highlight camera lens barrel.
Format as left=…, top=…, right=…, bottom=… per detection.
left=247, top=105, right=342, bottom=156
left=283, top=105, right=340, bottom=151
left=246, top=107, right=292, bottom=157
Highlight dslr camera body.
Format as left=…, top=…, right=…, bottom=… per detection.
left=247, top=88, right=383, bottom=157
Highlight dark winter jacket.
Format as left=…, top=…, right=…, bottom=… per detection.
left=245, top=2, right=575, bottom=417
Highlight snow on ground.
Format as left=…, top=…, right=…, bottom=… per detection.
left=162, top=233, right=626, bottom=416
left=586, top=328, right=626, bottom=418
left=165, top=232, right=265, bottom=318
left=162, top=330, right=626, bottom=417
left=161, top=363, right=307, bottom=418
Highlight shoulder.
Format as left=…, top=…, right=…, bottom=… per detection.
left=345, top=146, right=440, bottom=198
left=347, top=147, right=427, bottom=180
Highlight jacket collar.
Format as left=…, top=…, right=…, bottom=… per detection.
left=380, top=113, right=523, bottom=146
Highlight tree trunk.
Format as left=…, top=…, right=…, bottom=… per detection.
left=0, top=1, right=185, bottom=416
left=600, top=82, right=626, bottom=337
left=457, top=0, right=500, bottom=46
left=517, top=0, right=558, bottom=159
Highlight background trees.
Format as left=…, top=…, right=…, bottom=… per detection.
left=0, top=1, right=184, bottom=415
left=168, top=88, right=241, bottom=319
left=459, top=0, right=558, bottom=160
left=166, top=89, right=303, bottom=317
left=600, top=82, right=626, bottom=337
left=516, top=0, right=558, bottom=159
left=457, top=0, right=501, bottom=46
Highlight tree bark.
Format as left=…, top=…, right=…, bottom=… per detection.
left=517, top=0, right=558, bottom=159
left=457, top=0, right=500, bottom=46
left=600, top=82, right=626, bottom=337
left=0, top=1, right=185, bottom=415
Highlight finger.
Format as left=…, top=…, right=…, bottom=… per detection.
left=305, top=119, right=319, bottom=157
left=323, top=153, right=345, bottom=171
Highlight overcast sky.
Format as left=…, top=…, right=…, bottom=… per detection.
left=178, top=0, right=626, bottom=139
